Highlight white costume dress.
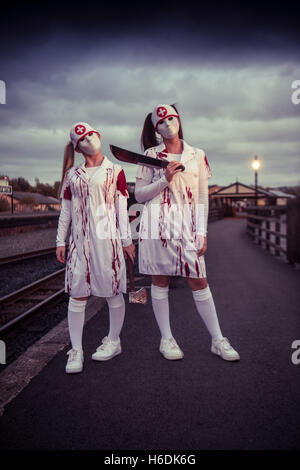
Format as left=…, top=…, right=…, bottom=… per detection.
left=135, top=140, right=211, bottom=278
left=56, top=157, right=132, bottom=298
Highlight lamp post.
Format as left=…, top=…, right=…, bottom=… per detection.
left=252, top=155, right=260, bottom=206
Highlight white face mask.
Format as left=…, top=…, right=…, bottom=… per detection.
left=78, top=132, right=101, bottom=155
left=157, top=116, right=180, bottom=139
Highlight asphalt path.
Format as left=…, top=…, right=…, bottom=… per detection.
left=0, top=218, right=300, bottom=450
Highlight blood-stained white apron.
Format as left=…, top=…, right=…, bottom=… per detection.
left=62, top=157, right=128, bottom=297
left=136, top=140, right=211, bottom=278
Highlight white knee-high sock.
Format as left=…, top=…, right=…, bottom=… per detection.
left=151, top=284, right=173, bottom=340
left=68, top=297, right=87, bottom=351
left=106, top=293, right=125, bottom=342
left=192, top=286, right=223, bottom=341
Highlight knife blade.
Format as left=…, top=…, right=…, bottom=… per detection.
left=109, top=144, right=185, bottom=171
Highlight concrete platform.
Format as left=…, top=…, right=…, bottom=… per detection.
left=0, top=218, right=299, bottom=450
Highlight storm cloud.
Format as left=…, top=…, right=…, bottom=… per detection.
left=1, top=1, right=299, bottom=187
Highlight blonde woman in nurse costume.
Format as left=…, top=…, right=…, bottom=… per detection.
left=56, top=122, right=135, bottom=373
left=135, top=105, right=240, bottom=362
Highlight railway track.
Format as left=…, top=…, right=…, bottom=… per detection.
left=0, top=268, right=66, bottom=334
left=0, top=243, right=145, bottom=336
left=0, top=247, right=58, bottom=266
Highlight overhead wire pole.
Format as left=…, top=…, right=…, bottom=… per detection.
left=251, top=156, right=261, bottom=239
left=252, top=155, right=260, bottom=207
left=255, top=167, right=258, bottom=206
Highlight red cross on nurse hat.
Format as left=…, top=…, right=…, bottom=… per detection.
left=151, top=104, right=179, bottom=131
left=70, top=122, right=101, bottom=152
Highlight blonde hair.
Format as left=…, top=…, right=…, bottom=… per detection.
left=57, top=141, right=74, bottom=200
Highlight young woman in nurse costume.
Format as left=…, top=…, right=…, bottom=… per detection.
left=56, top=122, right=135, bottom=373
left=135, top=104, right=240, bottom=362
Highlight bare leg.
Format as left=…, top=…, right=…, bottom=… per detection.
left=187, top=277, right=208, bottom=291
left=152, top=275, right=170, bottom=288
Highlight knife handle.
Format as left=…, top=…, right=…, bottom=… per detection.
left=127, top=256, right=135, bottom=292
left=160, top=161, right=185, bottom=171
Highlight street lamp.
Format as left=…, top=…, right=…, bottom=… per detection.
left=252, top=155, right=260, bottom=206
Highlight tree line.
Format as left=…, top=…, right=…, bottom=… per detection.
left=0, top=175, right=60, bottom=198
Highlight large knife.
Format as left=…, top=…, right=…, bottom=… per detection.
left=109, top=144, right=185, bottom=171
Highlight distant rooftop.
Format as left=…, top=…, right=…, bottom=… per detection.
left=248, top=185, right=296, bottom=198
left=267, top=189, right=296, bottom=198
left=12, top=191, right=60, bottom=204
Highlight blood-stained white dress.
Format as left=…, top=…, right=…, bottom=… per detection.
left=135, top=140, right=211, bottom=278
left=56, top=157, right=132, bottom=298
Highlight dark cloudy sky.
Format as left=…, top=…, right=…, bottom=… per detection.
left=0, top=1, right=299, bottom=188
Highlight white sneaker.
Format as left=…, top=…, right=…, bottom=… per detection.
left=159, top=337, right=184, bottom=360
left=65, top=348, right=84, bottom=373
left=92, top=336, right=122, bottom=361
left=211, top=337, right=240, bottom=361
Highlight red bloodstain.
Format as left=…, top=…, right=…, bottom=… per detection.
left=66, top=167, right=92, bottom=296
left=195, top=260, right=200, bottom=277
left=63, top=185, right=72, bottom=200
left=83, top=246, right=90, bottom=285
left=111, top=238, right=121, bottom=294
left=185, top=262, right=190, bottom=277
left=160, top=237, right=167, bottom=248
left=159, top=187, right=170, bottom=247
left=158, top=152, right=168, bottom=159
left=68, top=241, right=75, bottom=260
left=162, top=187, right=171, bottom=208
left=186, top=186, right=193, bottom=199
left=176, top=244, right=183, bottom=276
left=104, top=168, right=115, bottom=203
left=116, top=169, right=129, bottom=197
left=204, top=154, right=210, bottom=171
left=66, top=238, right=76, bottom=295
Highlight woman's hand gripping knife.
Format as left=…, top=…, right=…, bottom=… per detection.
left=135, top=149, right=184, bottom=203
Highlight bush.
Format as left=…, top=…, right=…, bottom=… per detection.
left=0, top=197, right=10, bottom=212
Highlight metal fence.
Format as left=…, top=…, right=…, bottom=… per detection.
left=246, top=198, right=300, bottom=265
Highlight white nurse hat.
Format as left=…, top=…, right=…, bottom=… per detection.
left=70, top=122, right=101, bottom=152
left=151, top=104, right=179, bottom=131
